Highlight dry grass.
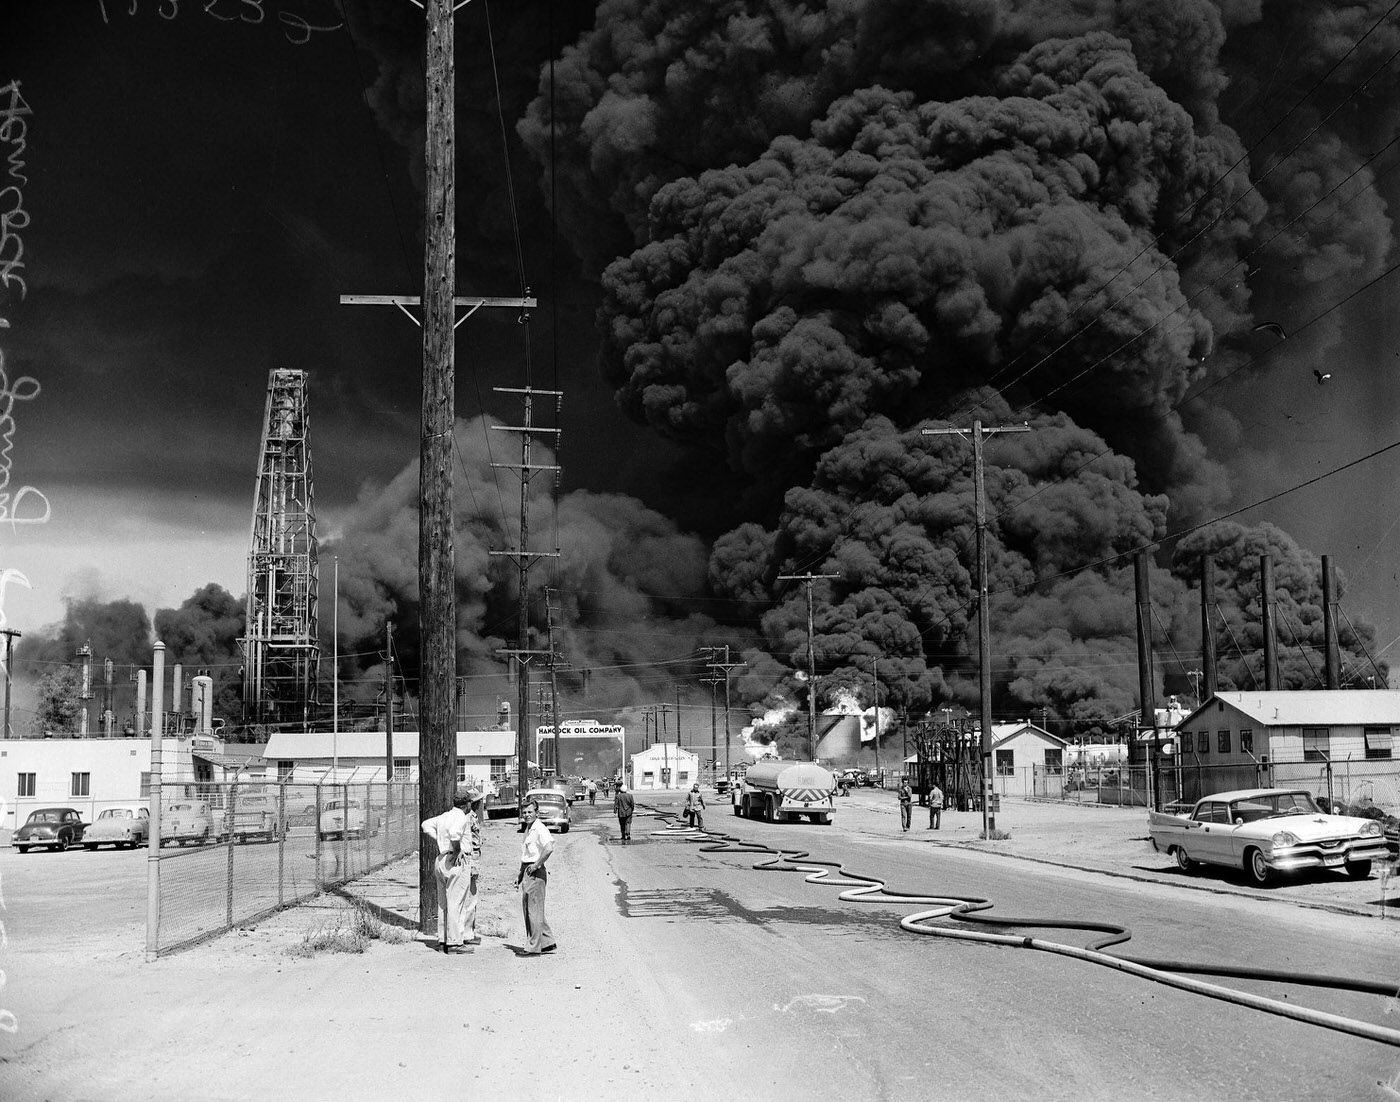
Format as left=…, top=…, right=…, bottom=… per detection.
left=980, top=828, right=1013, bottom=841
left=286, top=897, right=410, bottom=957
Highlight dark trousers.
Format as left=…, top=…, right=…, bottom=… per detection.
left=618, top=813, right=632, bottom=840
left=900, top=802, right=911, bottom=830
left=928, top=806, right=941, bottom=829
left=520, top=866, right=555, bottom=954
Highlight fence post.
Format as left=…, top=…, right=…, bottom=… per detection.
left=226, top=782, right=236, bottom=929
left=314, top=784, right=323, bottom=886
left=277, top=783, right=285, bottom=907
left=340, top=783, right=349, bottom=885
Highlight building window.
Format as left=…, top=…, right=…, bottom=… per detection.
left=642, top=770, right=654, bottom=787
left=678, top=771, right=689, bottom=785
left=1303, top=727, right=1329, bottom=762
left=139, top=772, right=151, bottom=798
left=456, top=758, right=466, bottom=784
left=1365, top=727, right=1394, bottom=761
left=277, top=760, right=294, bottom=782
left=392, top=758, right=411, bottom=782
left=1240, top=729, right=1253, bottom=755
left=1217, top=730, right=1231, bottom=754
left=17, top=772, right=34, bottom=797
left=490, top=757, right=507, bottom=775
left=995, top=749, right=1014, bottom=776
left=1197, top=731, right=1209, bottom=754
left=71, top=772, right=90, bottom=797
left=1044, top=749, right=1063, bottom=775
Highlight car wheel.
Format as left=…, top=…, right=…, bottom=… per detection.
left=1174, top=847, right=1197, bottom=873
left=1245, top=848, right=1274, bottom=887
left=84, top=843, right=98, bottom=851
left=14, top=845, right=27, bottom=853
left=57, top=836, right=71, bottom=852
left=561, top=824, right=570, bottom=833
left=1345, top=859, right=1372, bottom=879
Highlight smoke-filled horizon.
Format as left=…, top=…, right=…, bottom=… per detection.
left=10, top=1, right=1400, bottom=740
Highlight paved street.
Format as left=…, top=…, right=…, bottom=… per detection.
left=4, top=793, right=1400, bottom=1101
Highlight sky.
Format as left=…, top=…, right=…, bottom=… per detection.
left=6, top=1, right=1400, bottom=733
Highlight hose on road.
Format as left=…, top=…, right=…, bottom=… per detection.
left=643, top=808, right=1400, bottom=1048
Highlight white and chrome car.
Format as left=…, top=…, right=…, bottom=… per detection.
left=1149, top=788, right=1389, bottom=885
left=82, top=805, right=149, bottom=850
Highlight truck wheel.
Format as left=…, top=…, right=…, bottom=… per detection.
left=765, top=796, right=775, bottom=823
left=1245, top=848, right=1274, bottom=887
left=1174, top=847, right=1197, bottom=873
left=1345, top=859, right=1372, bottom=879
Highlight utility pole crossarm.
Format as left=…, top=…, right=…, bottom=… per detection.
left=775, top=573, right=841, bottom=761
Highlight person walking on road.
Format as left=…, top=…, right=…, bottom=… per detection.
left=927, top=783, right=944, bottom=830
left=897, top=778, right=912, bottom=832
left=421, top=786, right=484, bottom=953
left=614, top=782, right=635, bottom=843
left=516, top=800, right=557, bottom=956
left=587, top=779, right=597, bottom=806
left=684, top=783, right=706, bottom=831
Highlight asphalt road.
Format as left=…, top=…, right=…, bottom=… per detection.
left=4, top=799, right=1400, bottom=1101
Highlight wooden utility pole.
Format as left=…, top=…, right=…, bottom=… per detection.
left=340, top=1, right=537, bottom=933
left=1, top=628, right=19, bottom=739
left=701, top=646, right=746, bottom=777
left=870, top=654, right=880, bottom=779
left=923, top=420, right=1031, bottom=836
left=775, top=574, right=840, bottom=760
left=383, top=621, right=395, bottom=796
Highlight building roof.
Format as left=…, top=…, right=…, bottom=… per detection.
left=262, top=729, right=518, bottom=760
left=1182, top=690, right=1400, bottom=728
left=191, top=748, right=268, bottom=771
left=990, top=722, right=1069, bottom=749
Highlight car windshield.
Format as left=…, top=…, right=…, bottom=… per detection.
left=170, top=804, right=195, bottom=813
left=1229, top=792, right=1320, bottom=822
left=534, top=796, right=567, bottom=810
left=99, top=809, right=132, bottom=820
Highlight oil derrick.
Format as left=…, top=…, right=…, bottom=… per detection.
left=241, top=369, right=319, bottom=729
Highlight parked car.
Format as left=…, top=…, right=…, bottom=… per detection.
left=485, top=782, right=519, bottom=820
left=319, top=798, right=371, bottom=841
left=714, top=777, right=732, bottom=796
left=229, top=791, right=284, bottom=843
left=1148, top=788, right=1389, bottom=886
left=164, top=801, right=221, bottom=846
left=13, top=807, right=87, bottom=852
left=82, top=805, right=150, bottom=850
left=840, top=769, right=877, bottom=788
left=524, top=789, right=571, bottom=833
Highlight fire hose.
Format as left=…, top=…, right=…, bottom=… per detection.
left=645, top=807, right=1400, bottom=1048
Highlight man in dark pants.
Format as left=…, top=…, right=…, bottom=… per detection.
left=927, top=783, right=944, bottom=830
left=897, top=777, right=912, bottom=832
left=614, top=782, right=635, bottom=843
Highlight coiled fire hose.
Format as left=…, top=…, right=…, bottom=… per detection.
left=644, top=807, right=1400, bottom=1048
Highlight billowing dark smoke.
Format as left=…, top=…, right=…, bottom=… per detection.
left=327, top=417, right=741, bottom=727
left=153, top=584, right=246, bottom=721
left=513, top=1, right=1392, bottom=729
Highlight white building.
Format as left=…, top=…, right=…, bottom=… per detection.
left=1, top=734, right=264, bottom=830
left=990, top=722, right=1070, bottom=789
left=628, top=743, right=699, bottom=791
left=261, top=729, right=519, bottom=792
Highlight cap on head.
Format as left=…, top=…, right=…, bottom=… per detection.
left=454, top=786, right=483, bottom=808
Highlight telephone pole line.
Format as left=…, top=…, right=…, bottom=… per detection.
left=1, top=628, right=19, bottom=739
left=922, top=419, right=1031, bottom=836
left=338, top=0, right=538, bottom=935
left=700, top=646, right=747, bottom=778
left=774, top=573, right=840, bottom=760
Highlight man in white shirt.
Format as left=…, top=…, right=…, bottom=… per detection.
left=516, top=799, right=557, bottom=955
left=421, top=787, right=483, bottom=954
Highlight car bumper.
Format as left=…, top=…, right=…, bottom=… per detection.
left=540, top=817, right=569, bottom=831
left=1268, top=839, right=1390, bottom=870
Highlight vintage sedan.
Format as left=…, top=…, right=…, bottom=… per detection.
left=1148, top=787, right=1389, bottom=886
left=164, top=801, right=222, bottom=846
left=13, top=807, right=87, bottom=852
left=83, top=805, right=150, bottom=850
left=524, top=789, right=571, bottom=833
left=318, top=798, right=370, bottom=841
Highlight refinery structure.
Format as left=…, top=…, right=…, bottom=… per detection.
left=239, top=369, right=320, bottom=730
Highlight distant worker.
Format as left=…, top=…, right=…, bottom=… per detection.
left=587, top=778, right=597, bottom=806
left=685, top=783, right=706, bottom=831
left=615, top=782, right=635, bottom=843
left=897, top=777, right=912, bottom=832
left=421, top=786, right=484, bottom=954
left=927, top=782, right=944, bottom=830
left=516, top=800, right=557, bottom=956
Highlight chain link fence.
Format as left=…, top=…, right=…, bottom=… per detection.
left=148, top=780, right=418, bottom=956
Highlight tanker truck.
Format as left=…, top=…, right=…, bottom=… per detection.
left=733, top=760, right=837, bottom=824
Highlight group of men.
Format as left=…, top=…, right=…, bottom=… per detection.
left=897, top=778, right=944, bottom=831
left=420, top=786, right=557, bottom=956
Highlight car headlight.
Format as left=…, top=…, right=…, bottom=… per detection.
left=1359, top=821, right=1383, bottom=838
left=1271, top=831, right=1300, bottom=849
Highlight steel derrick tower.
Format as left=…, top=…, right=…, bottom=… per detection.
left=241, top=369, right=319, bottom=728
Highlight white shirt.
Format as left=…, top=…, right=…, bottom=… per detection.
left=520, top=819, right=554, bottom=866
left=422, top=806, right=471, bottom=857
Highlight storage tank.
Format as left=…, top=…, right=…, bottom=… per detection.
left=735, top=760, right=837, bottom=824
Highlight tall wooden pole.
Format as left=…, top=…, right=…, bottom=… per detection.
left=1322, top=555, right=1340, bottom=690
left=1135, top=552, right=1158, bottom=810
left=1261, top=555, right=1278, bottom=691
left=418, top=0, right=457, bottom=935
left=1199, top=556, right=1217, bottom=699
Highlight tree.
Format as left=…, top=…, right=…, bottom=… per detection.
left=33, top=665, right=82, bottom=736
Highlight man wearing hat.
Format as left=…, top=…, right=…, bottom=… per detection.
left=421, top=786, right=484, bottom=953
